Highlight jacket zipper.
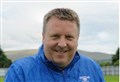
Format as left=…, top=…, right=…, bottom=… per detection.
left=62, top=70, right=66, bottom=82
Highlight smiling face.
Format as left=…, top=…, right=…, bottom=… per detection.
left=42, top=17, right=79, bottom=68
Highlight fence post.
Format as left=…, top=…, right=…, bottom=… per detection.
left=101, top=66, right=119, bottom=76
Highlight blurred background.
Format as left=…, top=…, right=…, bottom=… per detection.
left=0, top=0, right=119, bottom=82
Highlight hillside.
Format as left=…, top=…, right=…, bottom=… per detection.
left=5, top=49, right=113, bottom=62
left=77, top=50, right=113, bottom=62
left=5, top=49, right=38, bottom=62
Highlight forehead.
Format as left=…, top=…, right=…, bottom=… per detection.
left=45, top=18, right=78, bottom=36
left=46, top=17, right=78, bottom=32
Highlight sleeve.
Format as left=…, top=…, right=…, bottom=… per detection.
left=4, top=64, right=25, bottom=82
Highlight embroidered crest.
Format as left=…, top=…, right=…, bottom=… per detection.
left=79, top=76, right=90, bottom=82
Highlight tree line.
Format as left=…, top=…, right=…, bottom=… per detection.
left=0, top=47, right=12, bottom=68
left=100, top=48, right=119, bottom=66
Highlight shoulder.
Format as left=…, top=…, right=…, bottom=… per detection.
left=76, top=54, right=103, bottom=74
left=5, top=55, right=39, bottom=81
left=9, top=55, right=38, bottom=73
left=77, top=54, right=100, bottom=69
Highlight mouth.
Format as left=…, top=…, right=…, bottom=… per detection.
left=54, top=50, right=68, bottom=54
left=54, top=50, right=67, bottom=58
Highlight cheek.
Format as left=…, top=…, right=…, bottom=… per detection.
left=43, top=39, right=57, bottom=50
left=69, top=40, right=78, bottom=49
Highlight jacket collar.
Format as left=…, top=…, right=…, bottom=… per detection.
left=37, top=44, right=80, bottom=72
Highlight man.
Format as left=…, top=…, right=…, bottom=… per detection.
left=5, top=8, right=105, bottom=82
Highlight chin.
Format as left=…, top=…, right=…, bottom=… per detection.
left=54, top=60, right=67, bottom=67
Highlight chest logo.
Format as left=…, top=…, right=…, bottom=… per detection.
left=79, top=76, right=90, bottom=82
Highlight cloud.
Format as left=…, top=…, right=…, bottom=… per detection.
left=97, top=32, right=110, bottom=41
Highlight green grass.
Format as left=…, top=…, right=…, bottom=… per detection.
left=0, top=75, right=119, bottom=82
left=0, top=77, right=4, bottom=82
left=105, top=75, right=119, bottom=82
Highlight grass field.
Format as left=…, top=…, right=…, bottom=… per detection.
left=0, top=75, right=119, bottom=82
left=0, top=77, right=4, bottom=82
left=105, top=75, right=119, bottom=82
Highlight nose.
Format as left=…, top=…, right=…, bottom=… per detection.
left=57, top=37, right=67, bottom=47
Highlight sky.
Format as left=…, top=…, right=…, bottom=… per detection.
left=0, top=1, right=119, bottom=54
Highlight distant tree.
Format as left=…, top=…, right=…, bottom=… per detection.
left=100, top=62, right=111, bottom=66
left=112, top=48, right=119, bottom=66
left=0, top=47, right=12, bottom=68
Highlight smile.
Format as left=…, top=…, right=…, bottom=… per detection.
left=54, top=50, right=67, bottom=54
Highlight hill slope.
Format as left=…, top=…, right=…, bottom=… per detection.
left=5, top=49, right=113, bottom=62
left=78, top=50, right=113, bottom=62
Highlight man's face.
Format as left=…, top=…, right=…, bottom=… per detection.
left=42, top=17, right=79, bottom=68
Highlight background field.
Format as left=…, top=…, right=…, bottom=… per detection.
left=0, top=75, right=119, bottom=82
left=105, top=75, right=119, bottom=82
left=0, top=77, right=4, bottom=82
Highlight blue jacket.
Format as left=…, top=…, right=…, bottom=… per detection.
left=5, top=45, right=105, bottom=82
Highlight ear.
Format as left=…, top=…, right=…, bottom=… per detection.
left=42, top=33, right=45, bottom=43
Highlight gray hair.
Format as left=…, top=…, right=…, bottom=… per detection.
left=43, top=8, right=80, bottom=35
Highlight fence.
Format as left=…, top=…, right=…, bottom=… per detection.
left=101, top=66, right=119, bottom=75
left=0, top=68, right=8, bottom=77
left=0, top=66, right=119, bottom=77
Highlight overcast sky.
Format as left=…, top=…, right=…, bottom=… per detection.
left=1, top=1, right=119, bottom=54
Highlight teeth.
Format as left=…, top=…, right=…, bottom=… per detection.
left=55, top=50, right=66, bottom=53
